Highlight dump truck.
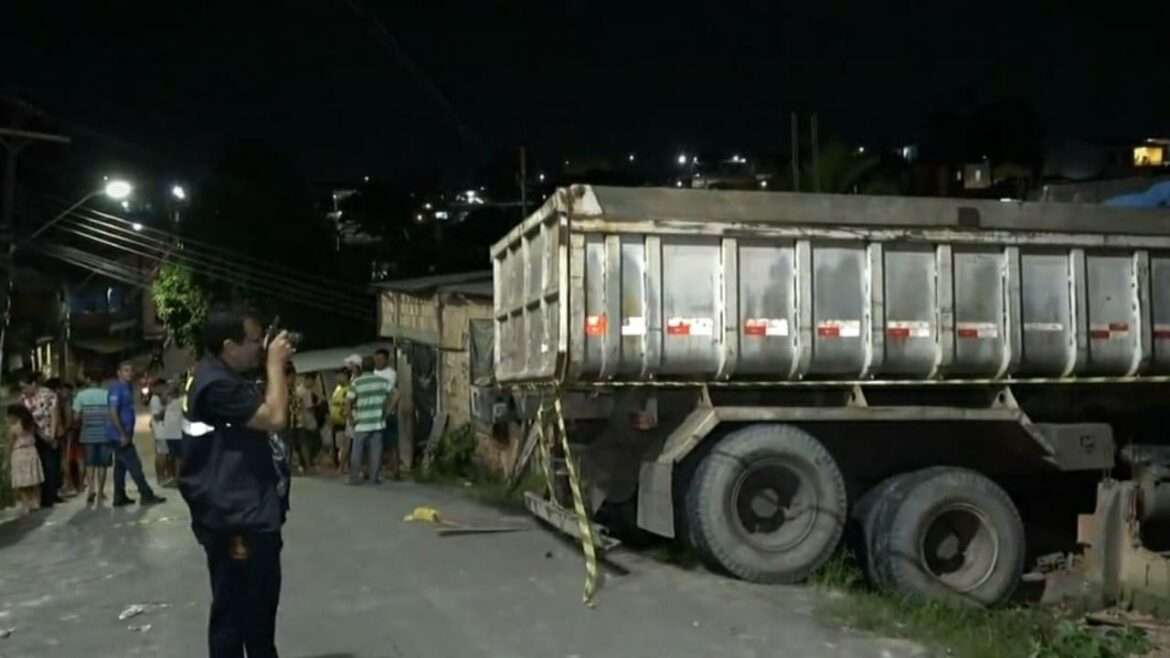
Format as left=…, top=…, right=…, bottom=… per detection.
left=491, top=185, right=1170, bottom=609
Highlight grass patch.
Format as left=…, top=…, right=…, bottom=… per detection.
left=810, top=553, right=1153, bottom=658
left=411, top=423, right=546, bottom=511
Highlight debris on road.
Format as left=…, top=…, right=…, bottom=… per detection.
left=118, top=602, right=170, bottom=621
left=127, top=624, right=152, bottom=633
left=403, top=506, right=441, bottom=523
left=118, top=604, right=146, bottom=620
left=1086, top=609, right=1169, bottom=648
left=403, top=505, right=528, bottom=536
left=1, top=627, right=14, bottom=639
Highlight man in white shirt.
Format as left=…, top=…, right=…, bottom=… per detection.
left=373, top=349, right=396, bottom=390
left=373, top=349, right=400, bottom=476
left=160, top=381, right=185, bottom=487
left=149, top=380, right=172, bottom=487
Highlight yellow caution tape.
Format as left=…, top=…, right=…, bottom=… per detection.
left=533, top=402, right=557, bottom=505
left=403, top=506, right=442, bottom=523
left=552, top=393, right=601, bottom=607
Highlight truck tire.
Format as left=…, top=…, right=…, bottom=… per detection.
left=852, top=467, right=951, bottom=588
left=871, top=467, right=1025, bottom=607
left=684, top=424, right=847, bottom=584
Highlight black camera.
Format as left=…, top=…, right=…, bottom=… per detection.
left=265, top=316, right=302, bottom=349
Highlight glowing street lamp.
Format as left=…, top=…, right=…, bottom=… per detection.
left=171, top=184, right=186, bottom=200
left=105, top=179, right=133, bottom=200
left=26, top=177, right=134, bottom=242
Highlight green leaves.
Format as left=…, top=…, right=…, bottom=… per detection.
left=151, top=263, right=209, bottom=349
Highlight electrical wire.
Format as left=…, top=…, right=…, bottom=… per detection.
left=36, top=195, right=369, bottom=295
left=31, top=242, right=150, bottom=289
left=53, top=215, right=372, bottom=317
left=46, top=221, right=374, bottom=320
left=70, top=203, right=368, bottom=293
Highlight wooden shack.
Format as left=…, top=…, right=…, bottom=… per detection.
left=375, top=271, right=495, bottom=470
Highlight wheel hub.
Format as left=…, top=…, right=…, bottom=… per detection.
left=919, top=503, right=999, bottom=593
left=731, top=460, right=818, bottom=552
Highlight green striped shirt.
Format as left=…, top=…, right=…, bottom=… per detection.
left=347, top=374, right=391, bottom=432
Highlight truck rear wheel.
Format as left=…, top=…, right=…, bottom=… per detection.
left=852, top=467, right=953, bottom=587
left=684, top=424, right=847, bottom=583
left=871, top=467, right=1024, bottom=607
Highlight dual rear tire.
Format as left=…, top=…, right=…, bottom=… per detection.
left=860, top=467, right=1025, bottom=607
left=683, top=424, right=1025, bottom=606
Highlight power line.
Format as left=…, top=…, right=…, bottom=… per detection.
left=52, top=227, right=374, bottom=321
left=31, top=242, right=150, bottom=289
left=56, top=213, right=372, bottom=314
left=47, top=220, right=374, bottom=320
left=343, top=0, right=482, bottom=151
left=43, top=197, right=368, bottom=294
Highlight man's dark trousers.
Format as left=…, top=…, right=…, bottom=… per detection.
left=113, top=441, right=157, bottom=501
left=35, top=439, right=60, bottom=506
left=200, top=531, right=282, bottom=658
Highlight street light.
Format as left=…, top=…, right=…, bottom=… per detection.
left=105, top=180, right=133, bottom=200
left=26, top=178, right=133, bottom=242
left=171, top=184, right=186, bottom=201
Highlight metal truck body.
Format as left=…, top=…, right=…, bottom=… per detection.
left=491, top=185, right=1170, bottom=609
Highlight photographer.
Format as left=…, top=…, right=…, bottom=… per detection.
left=178, top=306, right=294, bottom=658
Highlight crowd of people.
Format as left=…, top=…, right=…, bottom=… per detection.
left=5, top=347, right=400, bottom=516
left=283, top=348, right=399, bottom=483
left=6, top=361, right=167, bottom=516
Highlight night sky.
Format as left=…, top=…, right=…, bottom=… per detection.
left=4, top=2, right=1167, bottom=180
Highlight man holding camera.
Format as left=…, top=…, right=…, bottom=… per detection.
left=178, top=307, right=294, bottom=658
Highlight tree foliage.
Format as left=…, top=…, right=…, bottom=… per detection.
left=152, top=262, right=209, bottom=348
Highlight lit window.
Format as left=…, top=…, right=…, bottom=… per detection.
left=1135, top=146, right=1165, bottom=167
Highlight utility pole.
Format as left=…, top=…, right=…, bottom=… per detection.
left=0, top=127, right=70, bottom=377
left=519, top=146, right=528, bottom=220
left=811, top=113, right=821, bottom=193
left=790, top=113, right=800, bottom=192
left=0, top=127, right=71, bottom=230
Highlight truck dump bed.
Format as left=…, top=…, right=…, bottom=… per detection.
left=491, top=185, right=1170, bottom=384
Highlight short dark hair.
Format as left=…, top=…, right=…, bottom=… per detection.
left=45, top=377, right=63, bottom=390
left=5, top=404, right=35, bottom=432
left=202, top=305, right=261, bottom=357
left=375, top=348, right=390, bottom=359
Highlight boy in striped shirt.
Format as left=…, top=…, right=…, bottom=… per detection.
left=345, top=359, right=396, bottom=484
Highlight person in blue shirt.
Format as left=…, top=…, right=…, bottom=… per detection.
left=108, top=361, right=166, bottom=507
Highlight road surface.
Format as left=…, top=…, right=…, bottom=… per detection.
left=0, top=425, right=924, bottom=658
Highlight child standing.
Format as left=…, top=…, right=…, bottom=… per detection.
left=7, top=404, right=45, bottom=515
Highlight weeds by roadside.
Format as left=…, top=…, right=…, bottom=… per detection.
left=411, top=423, right=545, bottom=511
left=810, top=552, right=1153, bottom=658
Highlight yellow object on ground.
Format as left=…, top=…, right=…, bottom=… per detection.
left=403, top=506, right=441, bottom=523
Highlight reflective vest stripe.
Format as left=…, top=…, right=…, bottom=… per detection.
left=182, top=419, right=215, bottom=437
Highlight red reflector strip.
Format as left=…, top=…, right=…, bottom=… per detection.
left=585, top=314, right=607, bottom=336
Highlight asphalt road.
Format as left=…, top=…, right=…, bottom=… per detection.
left=0, top=426, right=924, bottom=658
